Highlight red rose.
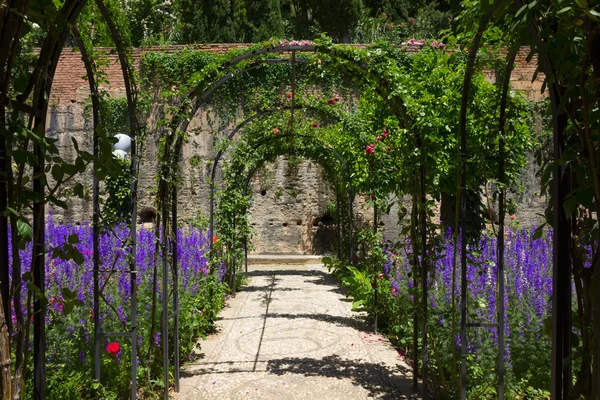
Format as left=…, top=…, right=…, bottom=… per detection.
left=287, top=92, right=292, bottom=98
left=378, top=273, right=385, bottom=279
left=106, top=342, right=120, bottom=356
left=313, top=122, right=319, bottom=128
left=273, top=128, right=279, bottom=134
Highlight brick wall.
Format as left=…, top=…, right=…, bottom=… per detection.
left=50, top=44, right=546, bottom=105
left=46, top=44, right=547, bottom=252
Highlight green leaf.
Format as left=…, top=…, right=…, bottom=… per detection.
left=351, top=299, right=364, bottom=311
left=51, top=164, right=64, bottom=182
left=532, top=225, right=546, bottom=240
left=73, top=183, right=85, bottom=197
left=68, top=233, right=80, bottom=245
left=61, top=288, right=77, bottom=300
left=556, top=6, right=572, bottom=14
left=72, top=248, right=85, bottom=265
left=17, top=219, right=33, bottom=241
left=48, top=196, right=68, bottom=210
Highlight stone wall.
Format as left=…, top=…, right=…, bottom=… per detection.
left=45, top=44, right=547, bottom=254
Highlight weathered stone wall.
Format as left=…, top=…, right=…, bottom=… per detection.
left=46, top=44, right=547, bottom=254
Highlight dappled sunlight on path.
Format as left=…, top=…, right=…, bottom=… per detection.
left=177, top=263, right=420, bottom=399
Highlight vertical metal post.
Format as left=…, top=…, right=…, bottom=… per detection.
left=411, top=192, right=419, bottom=391
left=348, top=183, right=354, bottom=265
left=172, top=187, right=180, bottom=392
left=129, top=125, right=138, bottom=400
left=232, top=217, right=237, bottom=296
left=0, top=121, right=8, bottom=334
left=336, top=192, right=341, bottom=259
left=209, top=170, right=215, bottom=253
left=420, top=162, right=428, bottom=400
left=75, top=28, right=102, bottom=385
left=33, top=120, right=46, bottom=399
left=161, top=202, right=169, bottom=399
left=373, top=201, right=378, bottom=334
left=92, top=110, right=101, bottom=386
left=496, top=48, right=517, bottom=399
left=290, top=50, right=296, bottom=152
left=550, top=88, right=571, bottom=400
left=498, top=142, right=506, bottom=400
left=244, top=237, right=248, bottom=276
left=459, top=110, right=468, bottom=400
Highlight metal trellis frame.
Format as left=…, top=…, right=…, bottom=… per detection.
left=237, top=136, right=355, bottom=264
left=209, top=132, right=355, bottom=266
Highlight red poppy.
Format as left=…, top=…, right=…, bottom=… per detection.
left=313, top=122, right=319, bottom=128
left=212, top=235, right=218, bottom=244
left=106, top=342, right=120, bottom=356
left=370, top=194, right=375, bottom=200
left=287, top=92, right=292, bottom=98
left=273, top=128, right=279, bottom=134
left=377, top=273, right=385, bottom=279
left=510, top=215, right=515, bottom=220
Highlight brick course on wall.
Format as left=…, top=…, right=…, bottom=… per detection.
left=46, top=44, right=547, bottom=254
left=50, top=44, right=545, bottom=104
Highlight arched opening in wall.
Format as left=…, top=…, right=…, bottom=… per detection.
left=139, top=206, right=156, bottom=224
left=312, top=213, right=336, bottom=255
left=247, top=156, right=337, bottom=255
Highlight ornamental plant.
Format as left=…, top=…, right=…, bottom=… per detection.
left=328, top=228, right=553, bottom=398
left=7, top=217, right=226, bottom=398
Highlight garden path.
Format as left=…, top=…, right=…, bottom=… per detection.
left=177, top=262, right=420, bottom=399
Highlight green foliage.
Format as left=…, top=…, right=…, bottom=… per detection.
left=102, top=159, right=132, bottom=227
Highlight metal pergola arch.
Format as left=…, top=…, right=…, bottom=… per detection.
left=241, top=155, right=347, bottom=264
left=212, top=132, right=356, bottom=268
left=70, top=3, right=144, bottom=398
left=214, top=139, right=354, bottom=298
left=161, top=44, right=427, bottom=399
left=0, top=0, right=581, bottom=397
left=206, top=106, right=352, bottom=251
left=165, top=43, right=411, bottom=165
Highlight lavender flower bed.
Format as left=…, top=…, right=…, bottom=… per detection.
left=9, top=216, right=226, bottom=398
left=381, top=228, right=553, bottom=397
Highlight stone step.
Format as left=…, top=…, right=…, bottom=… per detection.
left=247, top=254, right=323, bottom=265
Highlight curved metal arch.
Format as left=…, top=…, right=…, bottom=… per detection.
left=208, top=104, right=345, bottom=242
left=214, top=133, right=354, bottom=264
left=240, top=145, right=349, bottom=261
left=166, top=44, right=411, bottom=171
left=199, top=57, right=309, bottom=103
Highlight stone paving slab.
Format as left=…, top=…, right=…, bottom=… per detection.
left=247, top=255, right=323, bottom=265
left=176, top=263, right=421, bottom=400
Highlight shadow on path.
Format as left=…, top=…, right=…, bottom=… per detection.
left=267, top=354, right=418, bottom=399
left=264, top=312, right=365, bottom=329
